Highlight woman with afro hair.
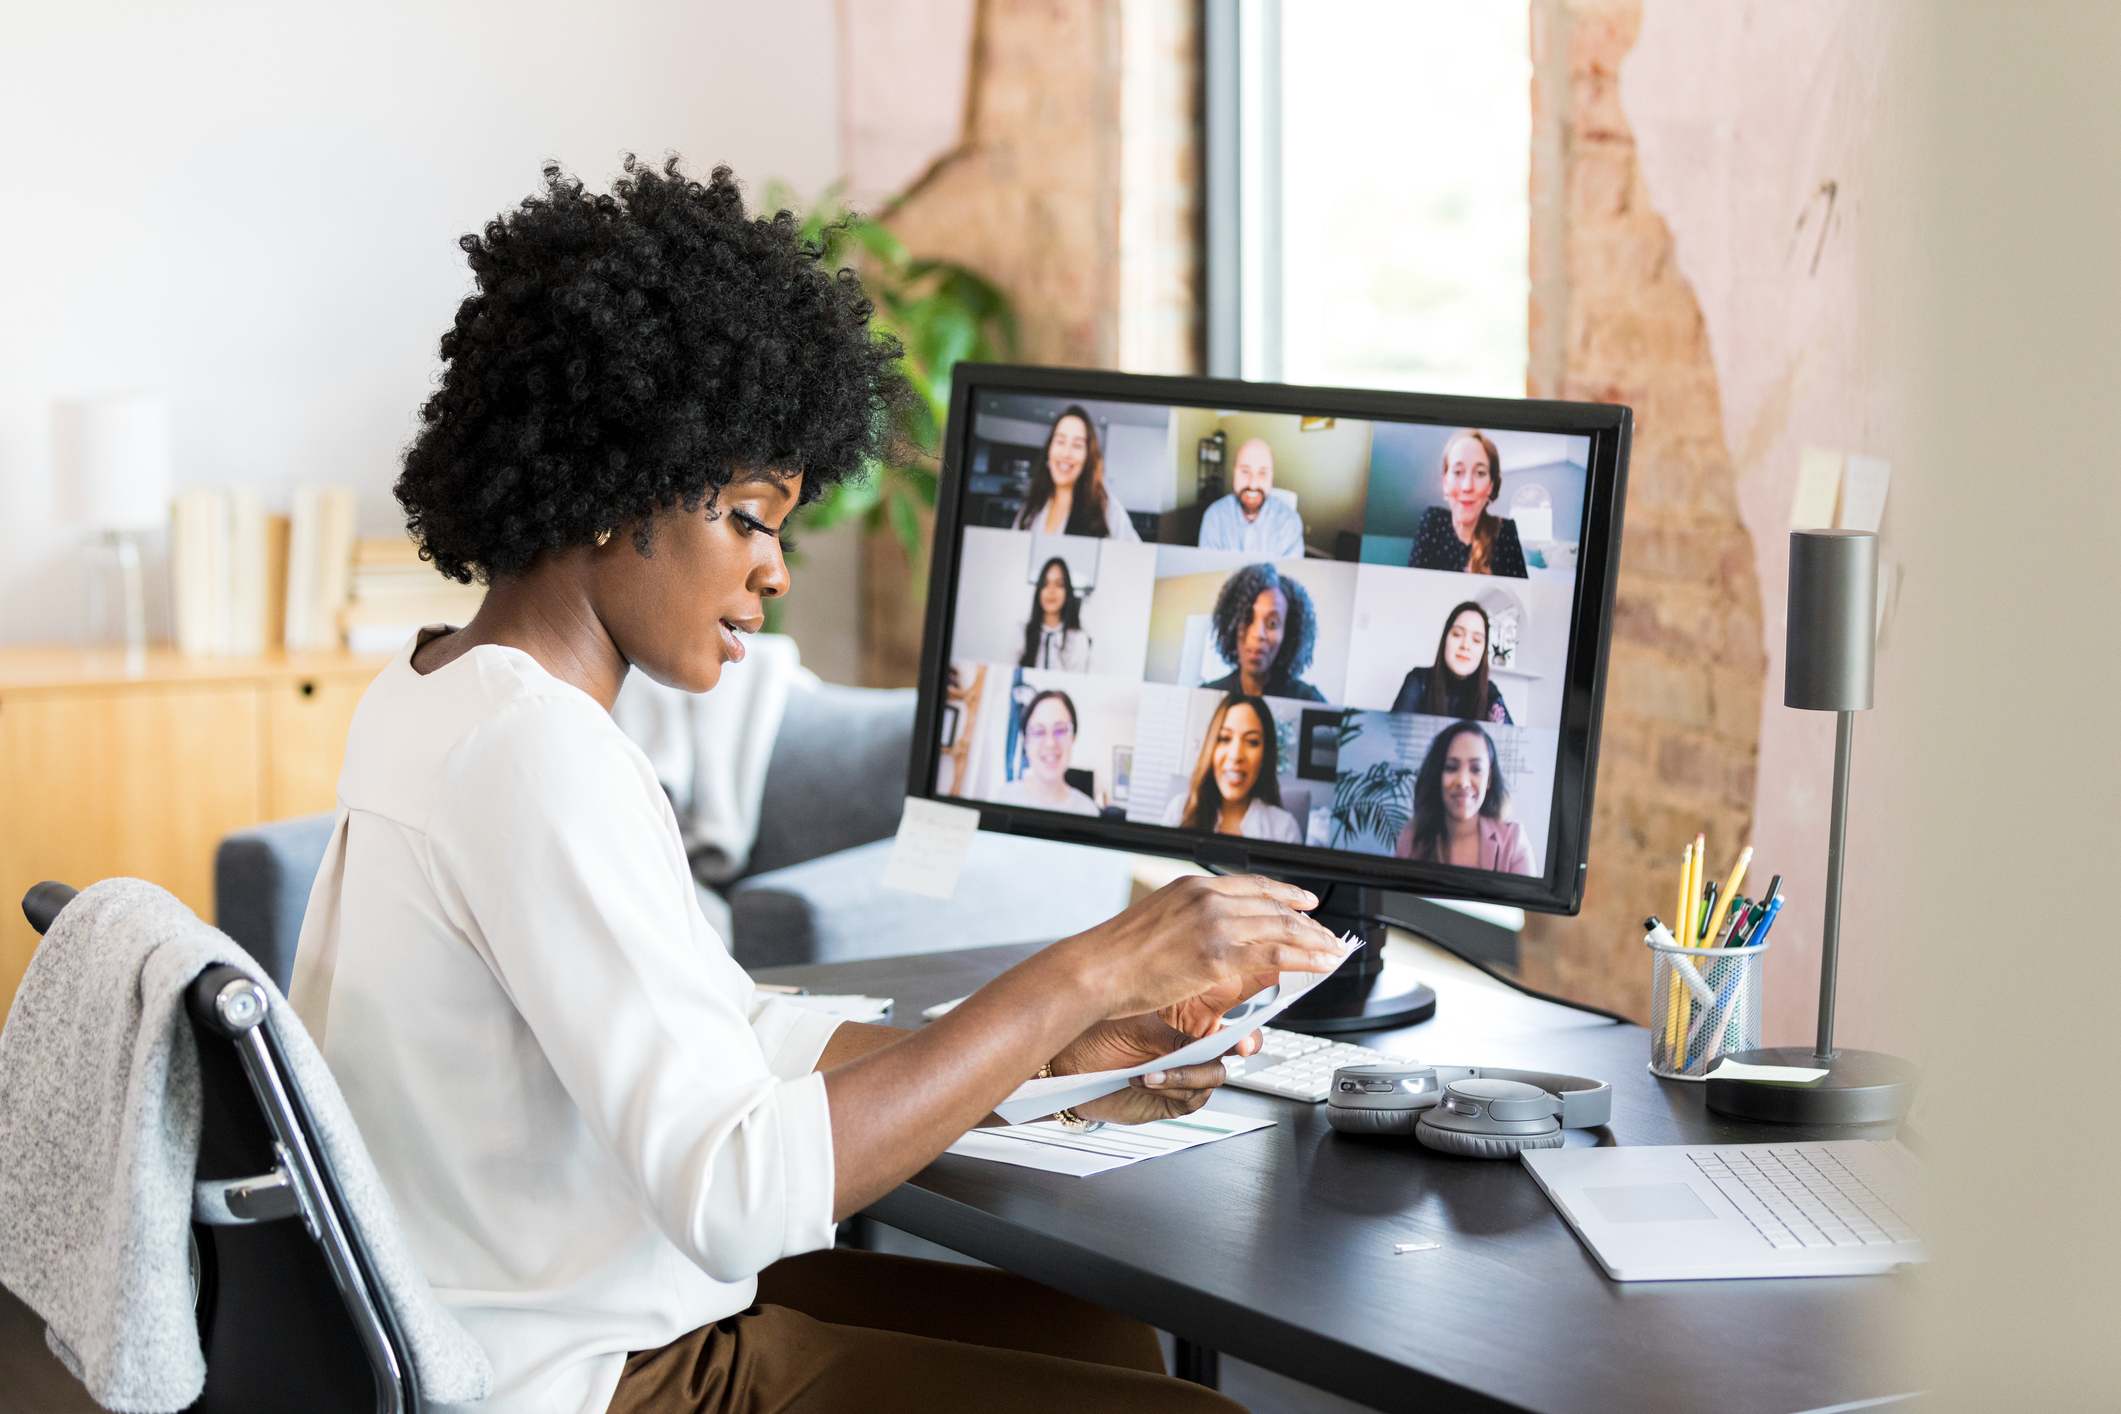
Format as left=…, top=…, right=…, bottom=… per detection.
left=1198, top=561, right=1327, bottom=702
left=289, top=158, right=1345, bottom=1414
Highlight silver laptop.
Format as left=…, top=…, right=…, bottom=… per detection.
left=1521, top=1140, right=1926, bottom=1281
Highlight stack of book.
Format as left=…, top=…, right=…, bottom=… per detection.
left=339, top=537, right=484, bottom=654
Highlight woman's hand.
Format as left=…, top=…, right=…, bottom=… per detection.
left=1047, top=1014, right=1261, bottom=1126
left=1051, top=873, right=1350, bottom=1023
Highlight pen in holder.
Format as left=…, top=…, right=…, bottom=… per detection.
left=1646, top=931, right=1769, bottom=1080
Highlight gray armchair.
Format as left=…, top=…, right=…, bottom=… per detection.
left=215, top=679, right=1136, bottom=990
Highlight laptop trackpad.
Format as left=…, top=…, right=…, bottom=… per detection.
left=1584, top=1183, right=1718, bottom=1223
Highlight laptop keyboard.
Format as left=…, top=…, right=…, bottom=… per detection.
left=1689, top=1145, right=1918, bottom=1251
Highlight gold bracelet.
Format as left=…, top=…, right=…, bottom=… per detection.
left=1036, top=1060, right=1103, bottom=1132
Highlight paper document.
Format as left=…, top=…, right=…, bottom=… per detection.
left=991, top=938, right=1360, bottom=1125
left=881, top=798, right=980, bottom=899
left=1706, top=1058, right=1829, bottom=1084
left=947, top=1107, right=1274, bottom=1177
left=776, top=994, right=892, bottom=1023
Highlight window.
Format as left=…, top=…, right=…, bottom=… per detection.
left=1210, top=0, right=1531, bottom=397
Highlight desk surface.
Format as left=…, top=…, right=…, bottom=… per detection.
left=757, top=938, right=1920, bottom=1414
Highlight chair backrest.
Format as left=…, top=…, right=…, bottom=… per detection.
left=21, top=883, right=420, bottom=1414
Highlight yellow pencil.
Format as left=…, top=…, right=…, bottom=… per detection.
left=1667, top=842, right=1694, bottom=1060
left=1689, top=833, right=1706, bottom=944
left=1654, top=839, right=1688, bottom=1059
left=1700, top=845, right=1754, bottom=957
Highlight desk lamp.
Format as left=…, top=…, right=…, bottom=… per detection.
left=1707, top=529, right=1916, bottom=1124
left=57, top=393, right=172, bottom=669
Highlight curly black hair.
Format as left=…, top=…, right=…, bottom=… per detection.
left=396, top=156, right=907, bottom=583
left=1210, top=562, right=1316, bottom=682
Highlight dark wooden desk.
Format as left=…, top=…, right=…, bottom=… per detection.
left=756, top=941, right=1920, bottom=1414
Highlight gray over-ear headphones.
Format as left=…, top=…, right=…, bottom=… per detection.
left=1324, top=1062, right=1613, bottom=1158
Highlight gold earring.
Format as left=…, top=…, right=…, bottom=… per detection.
left=594, top=527, right=614, bottom=548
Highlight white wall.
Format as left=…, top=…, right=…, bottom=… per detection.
left=0, top=0, right=839, bottom=644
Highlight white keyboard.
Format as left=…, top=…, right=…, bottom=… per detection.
left=1689, top=1145, right=1918, bottom=1250
left=1222, top=1026, right=1410, bottom=1102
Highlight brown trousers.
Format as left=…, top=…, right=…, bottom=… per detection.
left=606, top=1248, right=1245, bottom=1413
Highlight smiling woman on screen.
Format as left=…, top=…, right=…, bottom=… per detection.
left=1393, top=721, right=1535, bottom=875
left=1407, top=429, right=1529, bottom=578
left=289, top=156, right=1338, bottom=1414
left=1162, top=692, right=1304, bottom=844
left=1391, top=600, right=1513, bottom=723
left=1015, top=404, right=1140, bottom=541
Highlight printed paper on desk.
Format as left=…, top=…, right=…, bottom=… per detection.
left=881, top=798, right=980, bottom=899
left=991, top=936, right=1362, bottom=1125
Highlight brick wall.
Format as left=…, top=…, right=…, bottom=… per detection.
left=1522, top=0, right=1766, bottom=1019
left=856, top=0, right=1201, bottom=685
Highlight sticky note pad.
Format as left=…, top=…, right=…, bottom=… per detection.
left=881, top=797, right=981, bottom=899
left=1706, top=1058, right=1830, bottom=1085
left=1791, top=446, right=1844, bottom=530
left=1839, top=453, right=1892, bottom=533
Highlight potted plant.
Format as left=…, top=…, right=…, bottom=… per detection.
left=764, top=182, right=1018, bottom=583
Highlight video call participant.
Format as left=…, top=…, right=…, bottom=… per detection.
left=996, top=688, right=1101, bottom=816
left=1161, top=692, right=1304, bottom=844
left=1390, top=600, right=1513, bottom=724
left=1406, top=428, right=1528, bottom=578
left=1199, top=562, right=1326, bottom=702
left=1197, top=436, right=1303, bottom=556
left=1019, top=556, right=1092, bottom=671
left=1393, top=721, right=1535, bottom=875
left=1015, top=404, right=1140, bottom=541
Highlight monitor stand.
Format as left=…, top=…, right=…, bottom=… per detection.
left=1270, top=883, right=1436, bottom=1035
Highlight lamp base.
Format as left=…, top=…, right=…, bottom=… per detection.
left=1704, top=1047, right=1918, bottom=1126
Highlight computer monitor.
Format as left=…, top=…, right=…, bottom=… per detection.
left=908, top=365, right=1630, bottom=1029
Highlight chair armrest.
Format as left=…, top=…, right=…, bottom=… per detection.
left=215, top=813, right=335, bottom=992
left=742, top=683, right=917, bottom=880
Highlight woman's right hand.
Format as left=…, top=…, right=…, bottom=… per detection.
left=1051, top=873, right=1351, bottom=1022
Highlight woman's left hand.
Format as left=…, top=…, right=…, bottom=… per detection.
left=1047, top=1013, right=1261, bottom=1126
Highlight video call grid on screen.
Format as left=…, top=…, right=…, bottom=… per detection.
left=911, top=366, right=1629, bottom=914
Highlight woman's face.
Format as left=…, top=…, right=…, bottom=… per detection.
left=1023, top=697, right=1076, bottom=783
left=1440, top=436, right=1495, bottom=525
left=1047, top=414, right=1090, bottom=491
left=1439, top=730, right=1491, bottom=822
left=1211, top=703, right=1268, bottom=805
left=1038, top=564, right=1069, bottom=620
left=599, top=471, right=797, bottom=694
left=1238, top=587, right=1288, bottom=681
left=1442, top=609, right=1487, bottom=679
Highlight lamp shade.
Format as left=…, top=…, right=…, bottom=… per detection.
left=56, top=393, right=173, bottom=532
left=1784, top=529, right=1877, bottom=711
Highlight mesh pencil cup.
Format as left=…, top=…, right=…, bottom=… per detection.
left=1646, top=934, right=1768, bottom=1080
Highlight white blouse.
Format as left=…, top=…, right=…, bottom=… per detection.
left=290, top=631, right=842, bottom=1414
left=1159, top=791, right=1305, bottom=843
left=1029, top=625, right=1091, bottom=672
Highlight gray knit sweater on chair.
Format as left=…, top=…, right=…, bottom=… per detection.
left=0, top=878, right=489, bottom=1412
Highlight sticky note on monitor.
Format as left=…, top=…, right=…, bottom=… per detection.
left=881, top=797, right=981, bottom=899
left=1791, top=446, right=1844, bottom=530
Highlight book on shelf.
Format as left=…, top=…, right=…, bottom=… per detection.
left=169, top=487, right=291, bottom=656
left=284, top=486, right=357, bottom=651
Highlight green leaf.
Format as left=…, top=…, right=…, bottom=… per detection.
left=846, top=217, right=908, bottom=269
left=885, top=483, right=927, bottom=572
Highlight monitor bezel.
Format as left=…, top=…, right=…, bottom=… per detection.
left=905, top=363, right=1631, bottom=915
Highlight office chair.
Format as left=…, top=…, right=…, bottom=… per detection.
left=20, top=881, right=426, bottom=1414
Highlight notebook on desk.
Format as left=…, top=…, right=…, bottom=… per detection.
left=1522, top=1140, right=1927, bottom=1281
